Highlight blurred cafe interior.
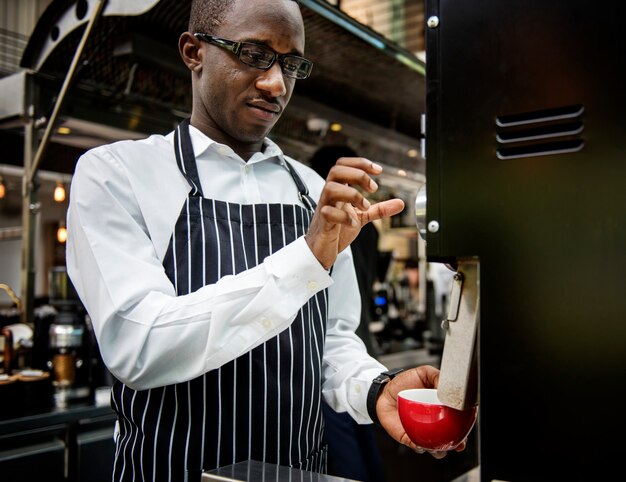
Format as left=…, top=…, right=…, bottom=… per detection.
left=1, top=1, right=625, bottom=481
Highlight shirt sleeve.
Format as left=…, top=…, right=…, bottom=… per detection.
left=320, top=247, right=388, bottom=423
left=66, top=148, right=333, bottom=390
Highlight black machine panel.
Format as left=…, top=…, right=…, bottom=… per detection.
left=425, top=0, right=626, bottom=480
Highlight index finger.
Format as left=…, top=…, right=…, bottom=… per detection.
left=326, top=157, right=383, bottom=194
left=334, top=156, right=383, bottom=175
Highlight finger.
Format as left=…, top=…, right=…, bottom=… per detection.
left=454, top=440, right=467, bottom=452
left=400, top=435, right=425, bottom=454
left=361, top=198, right=405, bottom=223
left=320, top=205, right=360, bottom=228
left=428, top=450, right=448, bottom=459
left=326, top=163, right=381, bottom=194
left=319, top=181, right=371, bottom=211
left=407, top=442, right=447, bottom=459
left=334, top=157, right=383, bottom=177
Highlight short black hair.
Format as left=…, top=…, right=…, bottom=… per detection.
left=189, top=0, right=300, bottom=34
left=189, top=0, right=233, bottom=35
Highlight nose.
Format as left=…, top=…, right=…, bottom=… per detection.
left=255, top=62, right=288, bottom=98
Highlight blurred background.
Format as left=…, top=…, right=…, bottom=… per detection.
left=1, top=1, right=472, bottom=481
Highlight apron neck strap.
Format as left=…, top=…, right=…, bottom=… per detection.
left=283, top=160, right=317, bottom=211
left=174, top=118, right=204, bottom=197
left=174, top=119, right=316, bottom=211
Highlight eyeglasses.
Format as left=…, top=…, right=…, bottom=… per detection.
left=194, top=33, right=313, bottom=80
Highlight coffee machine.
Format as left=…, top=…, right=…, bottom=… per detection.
left=48, top=307, right=88, bottom=408
left=44, top=266, right=105, bottom=408
left=421, top=1, right=626, bottom=479
left=46, top=267, right=89, bottom=407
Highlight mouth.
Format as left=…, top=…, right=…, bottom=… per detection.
left=246, top=100, right=282, bottom=121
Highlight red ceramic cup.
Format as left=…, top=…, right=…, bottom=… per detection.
left=397, top=388, right=477, bottom=451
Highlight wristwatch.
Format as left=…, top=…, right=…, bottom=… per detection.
left=366, top=368, right=405, bottom=426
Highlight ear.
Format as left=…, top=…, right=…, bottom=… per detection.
left=179, top=32, right=203, bottom=72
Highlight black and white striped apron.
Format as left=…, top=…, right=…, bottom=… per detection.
left=111, top=119, right=327, bottom=481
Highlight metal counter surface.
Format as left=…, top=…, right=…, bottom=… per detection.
left=203, top=460, right=359, bottom=482
left=0, top=401, right=115, bottom=436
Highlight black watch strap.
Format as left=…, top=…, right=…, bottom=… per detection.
left=366, top=368, right=404, bottom=426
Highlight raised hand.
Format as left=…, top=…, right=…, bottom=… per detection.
left=305, top=157, right=405, bottom=269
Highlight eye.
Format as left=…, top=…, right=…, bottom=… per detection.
left=281, top=57, right=300, bottom=72
left=241, top=45, right=273, bottom=65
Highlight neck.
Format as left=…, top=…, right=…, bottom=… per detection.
left=189, top=113, right=265, bottom=162
left=236, top=146, right=264, bottom=162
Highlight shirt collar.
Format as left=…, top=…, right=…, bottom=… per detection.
left=187, top=124, right=286, bottom=166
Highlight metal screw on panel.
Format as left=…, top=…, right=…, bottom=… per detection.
left=428, top=220, right=440, bottom=233
left=427, top=16, right=439, bottom=28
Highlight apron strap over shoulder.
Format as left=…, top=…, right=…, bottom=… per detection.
left=283, top=159, right=317, bottom=211
left=174, top=118, right=204, bottom=197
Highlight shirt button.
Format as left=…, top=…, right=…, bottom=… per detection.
left=262, top=318, right=272, bottom=328
left=307, top=281, right=318, bottom=292
left=243, top=165, right=250, bottom=174
left=354, top=384, right=362, bottom=394
left=218, top=146, right=229, bottom=155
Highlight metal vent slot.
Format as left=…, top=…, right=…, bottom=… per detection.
left=496, top=104, right=584, bottom=127
left=496, top=104, right=585, bottom=160
left=496, top=121, right=584, bottom=144
left=496, top=139, right=584, bottom=160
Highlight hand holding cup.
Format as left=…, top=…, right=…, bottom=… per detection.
left=397, top=388, right=477, bottom=451
left=375, top=366, right=476, bottom=458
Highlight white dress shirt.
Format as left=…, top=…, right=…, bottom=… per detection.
left=66, top=125, right=387, bottom=423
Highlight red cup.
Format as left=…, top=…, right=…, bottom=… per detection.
left=397, top=388, right=477, bottom=451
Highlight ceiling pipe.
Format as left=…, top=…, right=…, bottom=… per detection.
left=28, top=0, right=108, bottom=183
left=299, top=0, right=425, bottom=75
left=19, top=0, right=109, bottom=326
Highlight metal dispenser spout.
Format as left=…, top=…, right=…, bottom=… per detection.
left=436, top=259, right=479, bottom=411
left=414, top=185, right=479, bottom=411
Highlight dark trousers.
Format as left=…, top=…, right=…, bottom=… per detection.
left=322, top=401, right=386, bottom=482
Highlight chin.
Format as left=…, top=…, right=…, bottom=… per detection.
left=240, top=126, right=274, bottom=143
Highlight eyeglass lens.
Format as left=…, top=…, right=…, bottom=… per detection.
left=239, top=43, right=311, bottom=79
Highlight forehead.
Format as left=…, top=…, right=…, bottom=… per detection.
left=217, top=0, right=305, bottom=49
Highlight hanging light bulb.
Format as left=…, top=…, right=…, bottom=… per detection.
left=54, top=181, right=66, bottom=202
left=329, top=122, right=342, bottom=132
left=0, top=176, right=5, bottom=199
left=57, top=221, right=68, bottom=244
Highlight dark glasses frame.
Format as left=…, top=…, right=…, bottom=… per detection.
left=194, top=33, right=313, bottom=80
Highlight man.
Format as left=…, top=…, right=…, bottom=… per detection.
left=67, top=1, right=463, bottom=480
